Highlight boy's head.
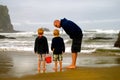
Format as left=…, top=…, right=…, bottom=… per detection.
left=38, top=28, right=44, bottom=35
left=53, top=29, right=59, bottom=36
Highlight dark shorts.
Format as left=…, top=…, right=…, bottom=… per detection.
left=71, top=38, right=82, bottom=53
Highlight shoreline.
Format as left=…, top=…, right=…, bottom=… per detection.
left=0, top=51, right=120, bottom=80
left=1, top=49, right=120, bottom=56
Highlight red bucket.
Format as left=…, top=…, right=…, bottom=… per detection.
left=45, top=56, right=52, bottom=63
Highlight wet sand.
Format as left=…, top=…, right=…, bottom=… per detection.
left=1, top=66, right=120, bottom=80
left=0, top=51, right=120, bottom=80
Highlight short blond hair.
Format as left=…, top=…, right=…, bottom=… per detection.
left=38, top=28, right=44, bottom=35
left=53, top=29, right=59, bottom=36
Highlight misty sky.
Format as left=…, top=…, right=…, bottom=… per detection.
left=0, top=0, right=120, bottom=31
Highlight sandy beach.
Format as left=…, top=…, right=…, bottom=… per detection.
left=0, top=51, right=120, bottom=80
left=1, top=66, right=119, bottom=80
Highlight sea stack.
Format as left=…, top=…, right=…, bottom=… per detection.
left=0, top=5, right=16, bottom=32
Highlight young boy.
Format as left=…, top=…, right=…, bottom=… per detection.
left=34, top=28, right=49, bottom=72
left=51, top=29, right=65, bottom=71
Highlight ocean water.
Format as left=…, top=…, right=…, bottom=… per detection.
left=0, top=29, right=120, bottom=77
left=0, top=29, right=119, bottom=53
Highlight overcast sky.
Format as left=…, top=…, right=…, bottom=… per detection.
left=0, top=0, right=120, bottom=31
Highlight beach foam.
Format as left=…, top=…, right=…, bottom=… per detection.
left=0, top=29, right=119, bottom=53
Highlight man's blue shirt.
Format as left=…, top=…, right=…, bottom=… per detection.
left=61, top=18, right=83, bottom=39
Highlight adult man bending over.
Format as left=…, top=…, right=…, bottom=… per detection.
left=53, top=18, right=83, bottom=69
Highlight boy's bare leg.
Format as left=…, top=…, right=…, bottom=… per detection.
left=53, top=61, right=57, bottom=70
left=59, top=61, right=62, bottom=71
left=42, top=54, right=46, bottom=71
left=53, top=61, right=58, bottom=71
left=37, top=55, right=41, bottom=72
left=42, top=61, right=46, bottom=70
left=66, top=53, right=77, bottom=69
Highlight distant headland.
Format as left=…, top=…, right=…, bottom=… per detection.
left=0, top=5, right=18, bottom=33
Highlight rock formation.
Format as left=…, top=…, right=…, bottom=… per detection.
left=114, top=32, right=120, bottom=48
left=0, top=5, right=16, bottom=32
left=0, top=35, right=16, bottom=39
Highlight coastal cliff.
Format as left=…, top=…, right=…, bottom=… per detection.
left=114, top=32, right=120, bottom=48
left=0, top=5, right=16, bottom=32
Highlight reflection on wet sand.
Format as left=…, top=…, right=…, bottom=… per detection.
left=0, top=51, right=120, bottom=78
left=0, top=51, right=38, bottom=77
left=76, top=56, right=120, bottom=67
left=116, top=58, right=120, bottom=64
left=0, top=52, right=13, bottom=77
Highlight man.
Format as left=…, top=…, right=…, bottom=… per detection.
left=53, top=18, right=83, bottom=69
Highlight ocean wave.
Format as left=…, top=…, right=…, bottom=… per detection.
left=0, top=29, right=119, bottom=53
left=0, top=46, right=96, bottom=54
left=84, top=29, right=119, bottom=34
left=0, top=46, right=34, bottom=51
left=0, top=29, right=119, bottom=36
